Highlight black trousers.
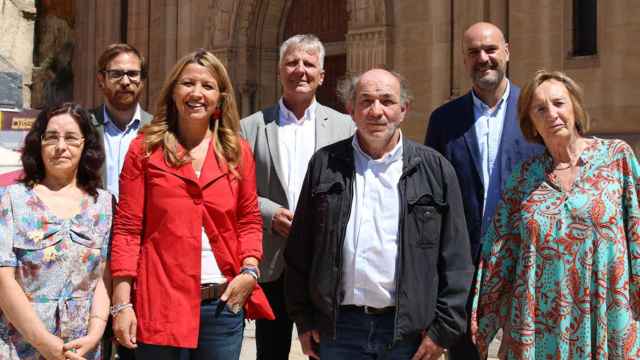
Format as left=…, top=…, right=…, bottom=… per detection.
left=255, top=275, right=293, bottom=360
left=448, top=263, right=482, bottom=360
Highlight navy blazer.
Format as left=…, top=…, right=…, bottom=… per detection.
left=425, top=82, right=543, bottom=261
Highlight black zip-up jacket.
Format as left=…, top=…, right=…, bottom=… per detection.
left=284, top=137, right=474, bottom=348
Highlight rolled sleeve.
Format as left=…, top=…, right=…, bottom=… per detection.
left=236, top=140, right=264, bottom=262
left=110, top=135, right=146, bottom=277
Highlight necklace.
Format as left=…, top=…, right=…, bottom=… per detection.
left=554, top=163, right=574, bottom=171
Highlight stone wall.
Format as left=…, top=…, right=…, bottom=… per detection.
left=0, top=0, right=36, bottom=108
left=5, top=0, right=635, bottom=150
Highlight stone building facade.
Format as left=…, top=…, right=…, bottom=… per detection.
left=0, top=0, right=37, bottom=108
left=2, top=0, right=639, bottom=151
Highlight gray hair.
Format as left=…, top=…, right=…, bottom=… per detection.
left=337, top=68, right=413, bottom=108
left=279, top=34, right=326, bottom=69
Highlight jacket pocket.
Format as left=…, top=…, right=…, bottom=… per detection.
left=311, top=181, right=344, bottom=229
left=407, top=193, right=445, bottom=249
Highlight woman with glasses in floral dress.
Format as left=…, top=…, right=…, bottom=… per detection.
left=0, top=102, right=112, bottom=359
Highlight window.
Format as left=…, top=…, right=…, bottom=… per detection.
left=573, top=0, right=597, bottom=56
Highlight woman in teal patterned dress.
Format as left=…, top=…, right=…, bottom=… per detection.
left=0, top=103, right=112, bottom=359
left=472, top=71, right=640, bottom=359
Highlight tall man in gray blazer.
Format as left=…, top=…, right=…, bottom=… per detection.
left=241, top=34, right=354, bottom=360
left=92, top=43, right=153, bottom=200
left=92, top=43, right=152, bottom=360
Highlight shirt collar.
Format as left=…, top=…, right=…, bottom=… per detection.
left=278, top=98, right=317, bottom=125
left=352, top=131, right=403, bottom=165
left=471, top=80, right=510, bottom=113
left=103, top=103, right=142, bottom=132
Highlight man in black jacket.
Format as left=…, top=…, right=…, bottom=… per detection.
left=284, top=68, right=474, bottom=359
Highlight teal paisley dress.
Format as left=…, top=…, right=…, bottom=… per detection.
left=0, top=184, right=112, bottom=359
left=473, top=138, right=640, bottom=359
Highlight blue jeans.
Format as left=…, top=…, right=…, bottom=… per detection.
left=319, top=306, right=421, bottom=359
left=135, top=299, right=245, bottom=360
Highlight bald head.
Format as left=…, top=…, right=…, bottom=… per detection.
left=462, top=22, right=510, bottom=93
left=346, top=68, right=408, bottom=158
left=463, top=22, right=506, bottom=49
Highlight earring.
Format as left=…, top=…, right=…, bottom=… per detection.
left=212, top=108, right=222, bottom=120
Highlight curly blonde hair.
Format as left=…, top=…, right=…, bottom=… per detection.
left=143, top=49, right=241, bottom=175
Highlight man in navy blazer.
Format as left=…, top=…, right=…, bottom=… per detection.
left=425, top=22, right=543, bottom=359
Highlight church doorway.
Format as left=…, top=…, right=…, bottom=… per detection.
left=282, top=0, right=348, bottom=113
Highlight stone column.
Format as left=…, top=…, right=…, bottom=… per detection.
left=346, top=27, right=391, bottom=74
left=345, top=0, right=391, bottom=74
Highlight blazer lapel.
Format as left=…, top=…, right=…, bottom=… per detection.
left=198, top=140, right=227, bottom=189
left=147, top=147, right=198, bottom=185
left=265, top=109, right=287, bottom=190
left=461, top=93, right=483, bottom=180
left=496, top=84, right=539, bottom=183
left=314, top=105, right=329, bottom=150
left=91, top=105, right=108, bottom=184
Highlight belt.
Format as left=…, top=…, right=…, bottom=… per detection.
left=200, top=283, right=227, bottom=302
left=341, top=304, right=395, bottom=315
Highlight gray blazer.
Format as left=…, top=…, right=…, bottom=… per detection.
left=91, top=104, right=153, bottom=186
left=240, top=103, right=355, bottom=282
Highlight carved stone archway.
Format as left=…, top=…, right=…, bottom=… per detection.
left=206, top=0, right=393, bottom=117
left=206, top=0, right=288, bottom=116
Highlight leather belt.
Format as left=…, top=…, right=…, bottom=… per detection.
left=200, top=283, right=227, bottom=302
left=341, top=304, right=395, bottom=315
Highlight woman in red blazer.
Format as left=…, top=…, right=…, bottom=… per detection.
left=109, top=49, right=273, bottom=359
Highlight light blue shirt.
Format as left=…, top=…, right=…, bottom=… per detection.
left=102, top=104, right=142, bottom=199
left=341, top=133, right=403, bottom=308
left=472, top=81, right=510, bottom=229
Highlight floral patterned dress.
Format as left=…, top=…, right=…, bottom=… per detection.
left=0, top=184, right=112, bottom=359
left=473, top=138, right=640, bottom=359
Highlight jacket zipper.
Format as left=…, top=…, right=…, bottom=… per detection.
left=392, top=172, right=407, bottom=342
left=393, top=158, right=419, bottom=342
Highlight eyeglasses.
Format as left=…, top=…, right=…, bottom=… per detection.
left=41, top=132, right=85, bottom=147
left=102, top=69, right=142, bottom=82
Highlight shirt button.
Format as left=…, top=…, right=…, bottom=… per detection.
left=194, top=198, right=202, bottom=205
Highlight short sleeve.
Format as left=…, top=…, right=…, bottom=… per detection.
left=0, top=188, right=16, bottom=267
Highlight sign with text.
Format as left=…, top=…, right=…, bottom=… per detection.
left=0, top=109, right=39, bottom=185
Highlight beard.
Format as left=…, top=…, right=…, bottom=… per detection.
left=105, top=88, right=141, bottom=111
left=472, top=62, right=506, bottom=91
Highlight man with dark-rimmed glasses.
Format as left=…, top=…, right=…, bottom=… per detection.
left=92, top=43, right=153, bottom=360
left=92, top=43, right=153, bottom=201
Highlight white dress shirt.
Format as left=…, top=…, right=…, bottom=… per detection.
left=102, top=104, right=143, bottom=199
left=277, top=98, right=317, bottom=213
left=196, top=170, right=226, bottom=284
left=341, top=133, right=403, bottom=308
left=472, top=81, right=510, bottom=213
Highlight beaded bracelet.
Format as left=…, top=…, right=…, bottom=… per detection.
left=109, top=303, right=133, bottom=318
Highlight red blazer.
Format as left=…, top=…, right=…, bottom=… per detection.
left=110, top=134, right=274, bottom=348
